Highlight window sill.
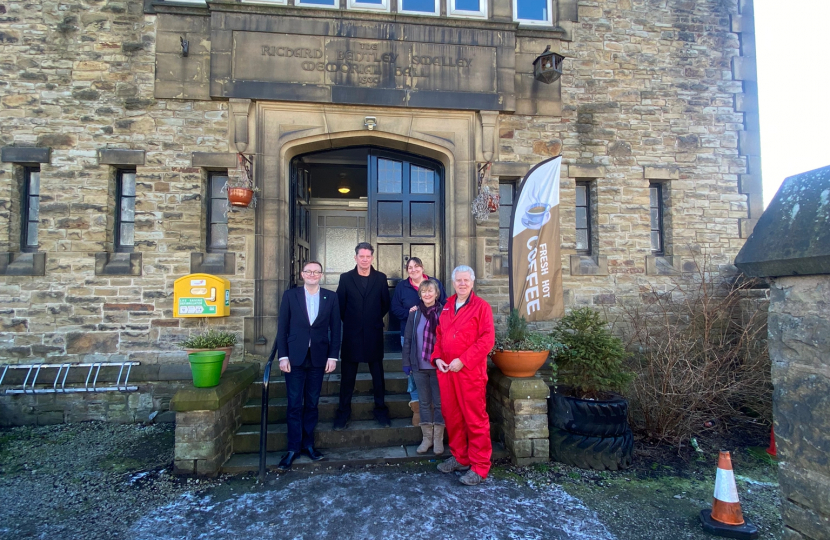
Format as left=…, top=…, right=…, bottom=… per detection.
left=645, top=255, right=680, bottom=276
left=95, top=252, right=142, bottom=276
left=569, top=254, right=608, bottom=276
left=191, top=252, right=236, bottom=275
left=0, top=252, right=46, bottom=276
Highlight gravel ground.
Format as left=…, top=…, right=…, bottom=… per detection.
left=0, top=421, right=783, bottom=540
left=0, top=422, right=228, bottom=540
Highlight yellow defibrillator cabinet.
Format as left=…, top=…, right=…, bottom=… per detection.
left=173, top=273, right=230, bottom=318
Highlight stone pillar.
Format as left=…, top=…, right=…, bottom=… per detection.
left=768, top=276, right=830, bottom=540
left=487, top=366, right=550, bottom=466
left=170, top=364, right=257, bottom=476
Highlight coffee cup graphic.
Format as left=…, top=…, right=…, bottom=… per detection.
left=522, top=203, right=551, bottom=229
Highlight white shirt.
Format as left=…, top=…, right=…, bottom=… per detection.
left=305, top=287, right=319, bottom=325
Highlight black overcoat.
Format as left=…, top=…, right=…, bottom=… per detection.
left=336, top=266, right=390, bottom=363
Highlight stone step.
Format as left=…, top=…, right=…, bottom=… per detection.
left=249, top=372, right=409, bottom=400
left=221, top=442, right=509, bottom=473
left=240, top=394, right=414, bottom=425
left=330, top=358, right=402, bottom=375
left=233, top=418, right=423, bottom=453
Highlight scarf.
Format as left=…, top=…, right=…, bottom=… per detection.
left=418, top=300, right=442, bottom=366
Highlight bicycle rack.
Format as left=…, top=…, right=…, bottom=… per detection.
left=0, top=362, right=140, bottom=395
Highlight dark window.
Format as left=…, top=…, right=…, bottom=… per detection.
left=499, top=181, right=516, bottom=251
left=575, top=182, right=591, bottom=253
left=207, top=173, right=229, bottom=251
left=21, top=167, right=40, bottom=252
left=114, top=170, right=136, bottom=252
left=649, top=182, right=664, bottom=254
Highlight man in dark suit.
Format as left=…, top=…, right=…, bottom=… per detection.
left=333, top=242, right=391, bottom=429
left=276, top=260, right=341, bottom=470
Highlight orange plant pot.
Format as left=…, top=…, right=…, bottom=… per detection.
left=227, top=187, right=254, bottom=207
left=490, top=349, right=550, bottom=378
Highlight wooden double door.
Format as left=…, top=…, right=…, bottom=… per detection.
left=290, top=147, right=444, bottom=339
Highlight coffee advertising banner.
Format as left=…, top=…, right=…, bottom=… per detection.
left=509, top=156, right=565, bottom=321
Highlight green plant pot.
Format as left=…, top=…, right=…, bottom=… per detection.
left=188, top=351, right=225, bottom=388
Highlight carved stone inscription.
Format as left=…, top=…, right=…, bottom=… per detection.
left=232, top=32, right=496, bottom=94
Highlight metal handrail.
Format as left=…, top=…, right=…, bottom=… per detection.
left=258, top=337, right=279, bottom=481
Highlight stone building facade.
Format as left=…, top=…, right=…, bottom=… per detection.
left=0, top=0, right=762, bottom=371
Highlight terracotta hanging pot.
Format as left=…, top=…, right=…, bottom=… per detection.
left=490, top=349, right=549, bottom=378
left=228, top=187, right=254, bottom=207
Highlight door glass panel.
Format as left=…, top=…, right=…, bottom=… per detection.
left=377, top=159, right=402, bottom=193
left=377, top=201, right=403, bottom=236
left=328, top=216, right=358, bottom=228
left=410, top=202, right=435, bottom=236
left=410, top=165, right=434, bottom=194
left=377, top=243, right=403, bottom=279
left=325, top=228, right=358, bottom=273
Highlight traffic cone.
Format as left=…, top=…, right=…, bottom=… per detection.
left=766, top=427, right=777, bottom=457
left=699, top=451, right=759, bottom=539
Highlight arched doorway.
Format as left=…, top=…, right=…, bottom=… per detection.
left=290, top=146, right=444, bottom=347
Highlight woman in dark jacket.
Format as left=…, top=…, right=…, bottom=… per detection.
left=401, top=279, right=445, bottom=455
left=391, top=258, right=447, bottom=423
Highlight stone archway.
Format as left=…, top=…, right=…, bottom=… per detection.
left=244, top=102, right=480, bottom=355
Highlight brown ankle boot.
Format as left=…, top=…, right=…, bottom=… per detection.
left=433, top=424, right=445, bottom=455
left=417, top=424, right=434, bottom=454
left=410, top=400, right=420, bottom=427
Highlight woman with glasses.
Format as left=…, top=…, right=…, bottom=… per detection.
left=390, top=257, right=446, bottom=424
left=401, top=278, right=446, bottom=455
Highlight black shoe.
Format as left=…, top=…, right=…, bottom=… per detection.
left=374, top=408, right=391, bottom=428
left=302, top=446, right=324, bottom=461
left=278, top=451, right=297, bottom=470
left=333, top=411, right=350, bottom=431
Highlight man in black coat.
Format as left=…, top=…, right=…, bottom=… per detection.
left=276, top=260, right=341, bottom=469
left=334, top=242, right=392, bottom=429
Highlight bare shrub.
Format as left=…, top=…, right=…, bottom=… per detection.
left=619, top=257, right=771, bottom=446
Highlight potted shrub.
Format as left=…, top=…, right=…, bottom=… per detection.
left=491, top=309, right=564, bottom=378
left=548, top=307, right=634, bottom=470
left=180, top=329, right=238, bottom=375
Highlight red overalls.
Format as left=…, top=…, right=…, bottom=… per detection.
left=431, top=291, right=495, bottom=478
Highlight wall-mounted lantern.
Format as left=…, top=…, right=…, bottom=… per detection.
left=533, top=46, right=564, bottom=84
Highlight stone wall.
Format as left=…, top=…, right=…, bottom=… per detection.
left=0, top=0, right=253, bottom=366
left=487, top=367, right=550, bottom=466
left=478, top=0, right=759, bottom=324
left=170, top=364, right=256, bottom=476
left=0, top=0, right=758, bottom=362
left=768, top=276, right=830, bottom=540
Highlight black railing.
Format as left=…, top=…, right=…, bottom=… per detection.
left=258, top=338, right=279, bottom=481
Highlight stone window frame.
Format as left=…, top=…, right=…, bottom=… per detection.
left=207, top=172, right=230, bottom=253
left=94, top=150, right=145, bottom=276
left=498, top=179, right=517, bottom=253
left=0, top=147, right=50, bottom=276
left=643, top=166, right=680, bottom=276
left=649, top=181, right=664, bottom=256
left=574, top=180, right=592, bottom=255
left=512, top=0, right=554, bottom=26
left=566, top=164, right=607, bottom=277
left=190, top=153, right=238, bottom=276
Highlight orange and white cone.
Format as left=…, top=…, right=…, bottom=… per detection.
left=711, top=451, right=744, bottom=525
left=699, top=450, right=758, bottom=539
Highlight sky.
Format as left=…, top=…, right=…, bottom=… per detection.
left=755, top=1, right=830, bottom=206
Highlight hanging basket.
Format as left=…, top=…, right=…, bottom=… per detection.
left=228, top=187, right=254, bottom=207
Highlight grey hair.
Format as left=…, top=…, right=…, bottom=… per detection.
left=451, top=265, right=475, bottom=281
